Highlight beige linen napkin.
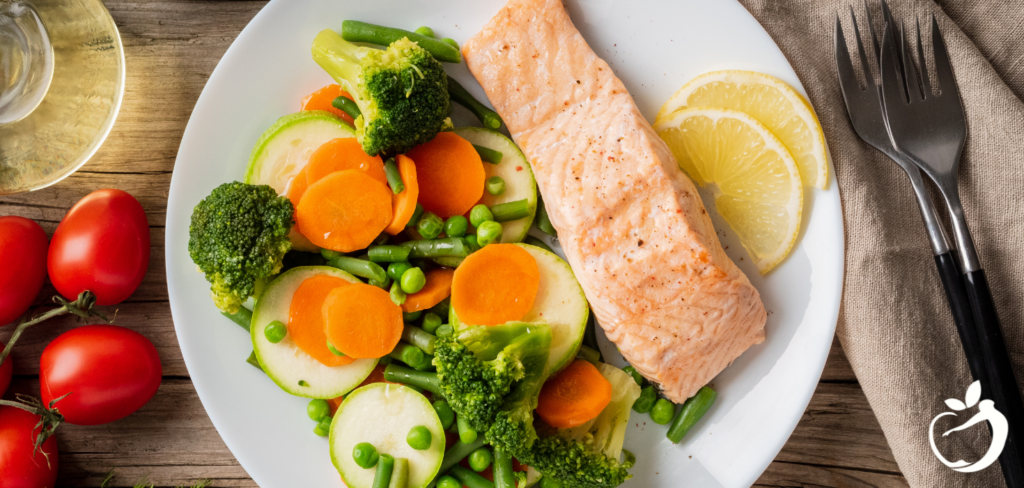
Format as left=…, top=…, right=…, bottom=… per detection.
left=734, top=0, right=1024, bottom=486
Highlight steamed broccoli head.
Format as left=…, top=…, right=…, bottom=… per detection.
left=188, top=181, right=293, bottom=313
left=519, top=435, right=633, bottom=488
left=312, top=29, right=451, bottom=156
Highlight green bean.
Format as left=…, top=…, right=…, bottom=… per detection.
left=523, top=235, right=553, bottom=253
left=492, top=446, right=515, bottom=488
left=313, top=416, right=332, bottom=437
left=632, top=386, right=656, bottom=414
left=438, top=437, right=487, bottom=476
left=418, top=212, right=445, bottom=239
left=375, top=232, right=390, bottom=246
left=384, top=364, right=443, bottom=396
left=667, top=386, right=716, bottom=443
left=435, top=323, right=454, bottom=338
left=389, top=458, right=409, bottom=488
left=389, top=342, right=425, bottom=367
left=332, top=95, right=362, bottom=119
left=354, top=442, right=380, bottom=469
left=491, top=199, right=530, bottom=222
left=391, top=281, right=407, bottom=305
left=415, top=26, right=435, bottom=37
left=330, top=256, right=387, bottom=283
left=441, top=38, right=459, bottom=50
left=401, top=267, right=427, bottom=294
left=407, top=425, right=433, bottom=450
left=368, top=246, right=412, bottom=265
left=321, top=249, right=343, bottom=261
left=400, top=238, right=469, bottom=258
left=389, top=262, right=415, bottom=281
left=407, top=204, right=424, bottom=228
left=448, top=465, right=493, bottom=488
left=372, top=453, right=396, bottom=488
left=444, top=215, right=469, bottom=237
left=469, top=204, right=494, bottom=227
left=308, top=399, right=330, bottom=421
left=622, top=365, right=645, bottom=386
left=474, top=145, right=504, bottom=164
left=447, top=76, right=502, bottom=129
left=264, top=320, right=287, bottom=343
left=650, top=398, right=676, bottom=425
left=246, top=351, right=263, bottom=371
left=457, top=416, right=478, bottom=444
left=468, top=447, right=492, bottom=472
left=221, top=306, right=253, bottom=332
left=412, top=353, right=435, bottom=371
left=369, top=276, right=392, bottom=290
left=436, top=475, right=461, bottom=488
left=433, top=400, right=455, bottom=430
left=485, top=176, right=506, bottom=195
left=535, top=194, right=557, bottom=236
left=421, top=312, right=442, bottom=334
left=327, top=341, right=346, bottom=357
left=476, top=221, right=503, bottom=246
left=342, top=21, right=461, bottom=63
left=403, top=325, right=437, bottom=355
left=382, top=158, right=405, bottom=194
left=576, top=345, right=600, bottom=365
left=404, top=310, right=423, bottom=323
left=429, top=297, right=451, bottom=318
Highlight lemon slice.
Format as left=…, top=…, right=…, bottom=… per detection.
left=656, top=70, right=828, bottom=190
left=654, top=107, right=803, bottom=273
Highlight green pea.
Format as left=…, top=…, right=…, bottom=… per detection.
left=313, top=416, right=332, bottom=437
left=403, top=310, right=423, bottom=322
left=353, top=442, right=380, bottom=469
left=486, top=176, right=506, bottom=196
left=469, top=204, right=494, bottom=227
left=327, top=341, right=346, bottom=357
left=307, top=399, right=330, bottom=421
left=421, top=312, right=442, bottom=334
left=468, top=447, right=493, bottom=472
left=407, top=425, right=433, bottom=450
left=401, top=267, right=427, bottom=294
left=417, top=212, right=444, bottom=239
left=432, top=400, right=455, bottom=430
left=632, top=386, right=657, bottom=413
left=264, top=320, right=287, bottom=343
left=539, top=476, right=565, bottom=488
left=622, top=365, right=645, bottom=386
left=650, top=398, right=676, bottom=425
left=442, top=37, right=459, bottom=50
left=445, top=215, right=469, bottom=237
left=415, top=26, right=435, bottom=37
left=388, top=262, right=414, bottom=281
left=476, top=221, right=503, bottom=247
left=436, top=475, right=461, bottom=488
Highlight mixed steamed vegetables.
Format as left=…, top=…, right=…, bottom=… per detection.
left=187, top=21, right=714, bottom=488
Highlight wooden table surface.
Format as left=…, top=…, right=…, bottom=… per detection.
left=0, top=1, right=908, bottom=486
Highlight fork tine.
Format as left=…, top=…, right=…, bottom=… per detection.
left=848, top=7, right=874, bottom=86
left=915, top=16, right=932, bottom=96
left=899, top=20, right=925, bottom=100
left=880, top=22, right=909, bottom=106
left=880, top=0, right=905, bottom=78
left=835, top=15, right=863, bottom=96
left=931, top=14, right=959, bottom=100
left=864, top=0, right=880, bottom=61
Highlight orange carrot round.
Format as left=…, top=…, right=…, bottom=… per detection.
left=451, top=244, right=539, bottom=326
left=385, top=154, right=420, bottom=235
left=288, top=275, right=357, bottom=367
left=402, top=268, right=455, bottom=312
left=536, top=360, right=612, bottom=428
left=296, top=170, right=393, bottom=252
left=307, top=137, right=388, bottom=186
left=322, top=283, right=404, bottom=359
left=302, top=84, right=355, bottom=124
left=287, top=170, right=309, bottom=212
left=405, top=132, right=485, bottom=218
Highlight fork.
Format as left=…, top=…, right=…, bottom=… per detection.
left=879, top=16, right=1024, bottom=485
left=834, top=3, right=985, bottom=385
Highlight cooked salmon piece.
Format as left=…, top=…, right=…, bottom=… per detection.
left=462, top=0, right=767, bottom=401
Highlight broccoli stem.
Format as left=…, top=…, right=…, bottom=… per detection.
left=312, top=30, right=366, bottom=109
left=449, top=466, right=494, bottom=488
left=492, top=447, right=515, bottom=488
left=342, top=20, right=461, bottom=63
left=389, top=342, right=426, bottom=367
left=332, top=95, right=362, bottom=119
left=448, top=76, right=502, bottom=130
left=437, top=437, right=488, bottom=480
left=400, top=237, right=469, bottom=258
left=368, top=245, right=412, bottom=263
left=666, top=386, right=717, bottom=443
left=384, top=364, right=443, bottom=396
left=472, top=145, right=503, bottom=165
left=329, top=256, right=387, bottom=283
left=403, top=325, right=437, bottom=355
left=221, top=306, right=253, bottom=332
left=490, top=199, right=531, bottom=222
left=384, top=158, right=406, bottom=194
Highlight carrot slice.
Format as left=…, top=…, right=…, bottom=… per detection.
left=288, top=275, right=357, bottom=367
left=307, top=137, right=388, bottom=186
left=287, top=170, right=309, bottom=212
left=301, top=84, right=355, bottom=124
left=385, top=154, right=420, bottom=235
left=536, top=360, right=612, bottom=428
left=402, top=268, right=455, bottom=312
left=405, top=132, right=485, bottom=218
left=323, top=283, right=404, bottom=359
left=296, top=170, right=393, bottom=252
left=451, top=244, right=539, bottom=326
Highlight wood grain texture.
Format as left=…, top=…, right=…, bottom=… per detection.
left=0, top=0, right=903, bottom=486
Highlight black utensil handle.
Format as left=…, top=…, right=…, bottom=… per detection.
left=934, top=252, right=986, bottom=383
left=965, top=269, right=1024, bottom=486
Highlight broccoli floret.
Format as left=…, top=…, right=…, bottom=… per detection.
left=188, top=182, right=293, bottom=313
left=518, top=435, right=633, bottom=488
left=312, top=29, right=451, bottom=156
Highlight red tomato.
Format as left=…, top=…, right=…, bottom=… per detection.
left=0, top=216, right=48, bottom=326
left=40, top=325, right=161, bottom=425
left=0, top=341, right=11, bottom=398
left=48, top=189, right=150, bottom=306
left=0, top=406, right=59, bottom=488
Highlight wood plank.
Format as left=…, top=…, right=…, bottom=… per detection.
left=821, top=336, right=856, bottom=382
left=756, top=461, right=909, bottom=488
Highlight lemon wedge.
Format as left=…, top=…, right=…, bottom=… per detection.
left=656, top=70, right=828, bottom=190
left=654, top=107, right=802, bottom=273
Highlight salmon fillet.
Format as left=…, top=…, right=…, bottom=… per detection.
left=462, top=0, right=767, bottom=401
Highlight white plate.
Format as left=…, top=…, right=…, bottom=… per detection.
left=165, top=1, right=844, bottom=486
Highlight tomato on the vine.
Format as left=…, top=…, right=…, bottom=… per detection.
left=0, top=216, right=48, bottom=326
left=40, top=325, right=161, bottom=425
left=0, top=406, right=59, bottom=488
left=48, top=189, right=150, bottom=306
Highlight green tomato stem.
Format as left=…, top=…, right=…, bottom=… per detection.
left=0, top=291, right=109, bottom=368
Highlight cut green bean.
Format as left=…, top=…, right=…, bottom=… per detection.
left=412, top=353, right=435, bottom=371
left=400, top=238, right=469, bottom=258
left=321, top=249, right=343, bottom=261
left=246, top=351, right=263, bottom=371
left=429, top=297, right=451, bottom=318
left=371, top=453, right=395, bottom=488
left=222, top=307, right=253, bottom=332
left=415, top=26, right=435, bottom=37
left=332, top=95, right=362, bottom=119
left=667, top=386, right=717, bottom=443
left=391, top=281, right=407, bottom=305
left=330, top=256, right=387, bottom=283
left=435, top=323, right=454, bottom=338
left=433, top=400, right=455, bottom=430
left=369, top=245, right=412, bottom=263
left=474, top=145, right=504, bottom=165
left=384, top=158, right=406, bottom=194
left=485, top=176, right=505, bottom=195
left=535, top=195, right=557, bottom=236
left=407, top=204, right=424, bottom=228
left=389, top=342, right=425, bottom=367
left=492, top=446, right=515, bottom=488
left=389, top=457, right=409, bottom=488
left=375, top=232, right=390, bottom=246
left=491, top=199, right=530, bottom=222
left=650, top=398, right=676, bottom=425
left=632, top=386, right=656, bottom=414
left=457, top=416, right=478, bottom=444
left=421, top=312, right=442, bottom=334
left=441, top=38, right=459, bottom=50
left=438, top=437, right=487, bottom=476
left=369, top=276, right=392, bottom=289
left=383, top=364, right=443, bottom=396
left=403, top=325, right=437, bottom=355
left=576, top=345, right=601, bottom=365
left=449, top=465, right=493, bottom=488
left=404, top=310, right=423, bottom=322
left=523, top=235, right=553, bottom=253
left=448, top=76, right=502, bottom=129
left=342, top=21, right=461, bottom=63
